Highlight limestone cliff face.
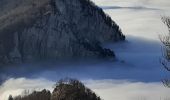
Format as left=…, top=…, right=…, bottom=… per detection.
left=0, top=0, right=125, bottom=65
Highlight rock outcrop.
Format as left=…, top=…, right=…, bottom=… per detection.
left=0, top=0, right=125, bottom=65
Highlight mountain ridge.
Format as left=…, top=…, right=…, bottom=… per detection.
left=0, top=0, right=125, bottom=65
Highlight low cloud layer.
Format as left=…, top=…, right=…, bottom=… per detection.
left=88, top=79, right=170, bottom=100
left=1, top=78, right=170, bottom=100
left=100, top=6, right=160, bottom=11
left=92, top=0, right=170, bottom=41
left=1, top=1, right=170, bottom=100
left=0, top=78, right=54, bottom=100
left=92, top=0, right=170, bottom=10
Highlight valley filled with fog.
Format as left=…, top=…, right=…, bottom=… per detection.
left=1, top=0, right=170, bottom=100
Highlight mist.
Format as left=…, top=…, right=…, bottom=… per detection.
left=1, top=0, right=170, bottom=100
left=1, top=78, right=170, bottom=100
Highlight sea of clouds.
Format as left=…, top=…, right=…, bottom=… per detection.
left=1, top=0, right=170, bottom=100
left=93, top=0, right=170, bottom=40
left=1, top=78, right=170, bottom=100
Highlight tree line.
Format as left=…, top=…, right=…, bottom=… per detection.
left=8, top=78, right=102, bottom=100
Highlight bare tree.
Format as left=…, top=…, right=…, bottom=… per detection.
left=160, top=16, right=170, bottom=87
left=51, top=78, right=102, bottom=100
left=12, top=78, right=101, bottom=100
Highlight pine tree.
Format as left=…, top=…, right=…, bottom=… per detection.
left=8, top=95, right=13, bottom=100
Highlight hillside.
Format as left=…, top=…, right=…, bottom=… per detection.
left=10, top=79, right=102, bottom=100
left=0, top=0, right=125, bottom=65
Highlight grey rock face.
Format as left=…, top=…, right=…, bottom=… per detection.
left=0, top=0, right=125, bottom=65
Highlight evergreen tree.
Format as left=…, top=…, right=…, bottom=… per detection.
left=8, top=95, right=13, bottom=100
left=160, top=16, right=170, bottom=87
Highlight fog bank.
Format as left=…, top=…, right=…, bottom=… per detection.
left=1, top=78, right=170, bottom=100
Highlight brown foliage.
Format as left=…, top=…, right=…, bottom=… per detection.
left=10, top=78, right=102, bottom=100
left=13, top=89, right=51, bottom=100
left=51, top=78, right=101, bottom=100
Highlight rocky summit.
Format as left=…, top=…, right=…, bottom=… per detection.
left=0, top=0, right=125, bottom=65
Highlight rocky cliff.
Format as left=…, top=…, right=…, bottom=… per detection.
left=0, top=0, right=125, bottom=65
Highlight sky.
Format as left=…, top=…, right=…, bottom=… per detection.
left=1, top=0, right=170, bottom=100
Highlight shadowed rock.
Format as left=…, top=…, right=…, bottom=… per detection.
left=0, top=0, right=125, bottom=65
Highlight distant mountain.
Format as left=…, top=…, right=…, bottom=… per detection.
left=0, top=0, right=125, bottom=65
